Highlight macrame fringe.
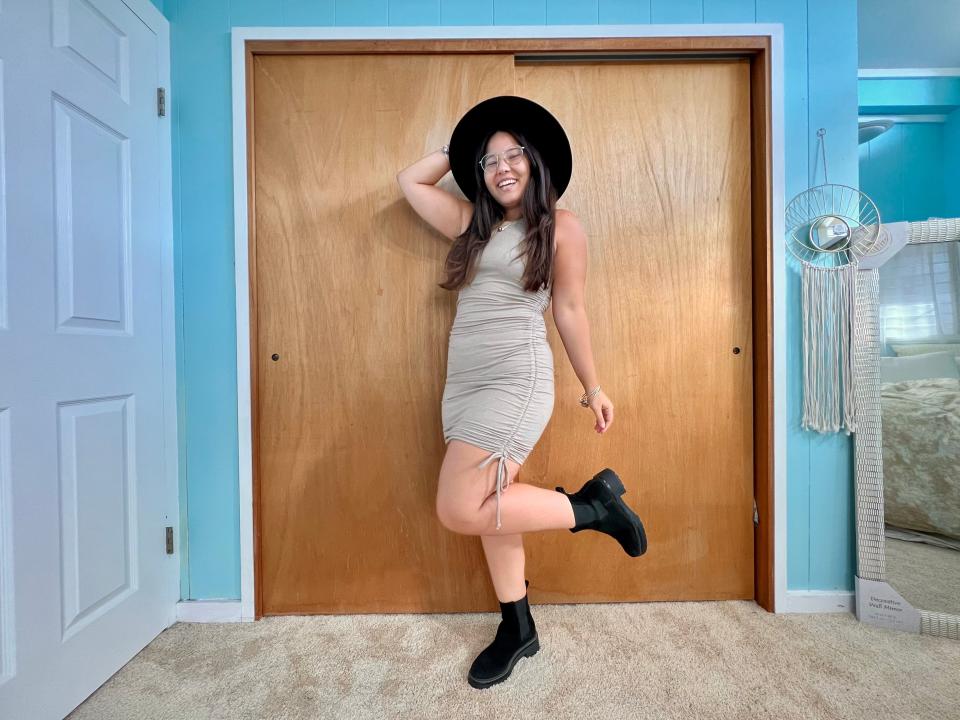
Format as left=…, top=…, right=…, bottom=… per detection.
left=801, top=262, right=858, bottom=434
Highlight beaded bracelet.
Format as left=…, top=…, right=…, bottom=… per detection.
left=579, top=385, right=601, bottom=407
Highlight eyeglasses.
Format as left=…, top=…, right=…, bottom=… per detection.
left=479, top=145, right=526, bottom=173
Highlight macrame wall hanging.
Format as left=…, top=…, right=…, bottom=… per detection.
left=785, top=128, right=881, bottom=434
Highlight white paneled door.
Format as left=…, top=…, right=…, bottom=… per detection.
left=0, top=0, right=177, bottom=718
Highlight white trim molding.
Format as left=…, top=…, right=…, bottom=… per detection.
left=858, top=68, right=960, bottom=78
left=230, top=23, right=788, bottom=619
left=780, top=591, right=855, bottom=614
left=176, top=601, right=244, bottom=623
left=858, top=114, right=949, bottom=123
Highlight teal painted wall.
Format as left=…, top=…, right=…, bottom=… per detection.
left=858, top=76, right=960, bottom=224
left=859, top=76, right=960, bottom=115
left=859, top=122, right=948, bottom=224
left=947, top=111, right=960, bottom=218
left=163, top=0, right=860, bottom=600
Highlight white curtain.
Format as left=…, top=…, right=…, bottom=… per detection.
left=878, top=240, right=960, bottom=344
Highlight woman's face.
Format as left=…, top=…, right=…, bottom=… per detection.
left=481, top=131, right=531, bottom=210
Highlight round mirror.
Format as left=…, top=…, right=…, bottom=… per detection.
left=809, top=215, right=851, bottom=251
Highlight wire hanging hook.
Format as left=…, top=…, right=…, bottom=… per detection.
left=816, top=127, right=829, bottom=185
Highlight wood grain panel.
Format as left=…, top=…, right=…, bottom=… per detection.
left=749, top=42, right=775, bottom=611
left=251, top=51, right=760, bottom=614
left=252, top=53, right=516, bottom=614
left=515, top=60, right=755, bottom=602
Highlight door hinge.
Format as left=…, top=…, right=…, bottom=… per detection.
left=157, top=87, right=166, bottom=117
left=753, top=498, right=759, bottom=527
left=165, top=526, right=174, bottom=554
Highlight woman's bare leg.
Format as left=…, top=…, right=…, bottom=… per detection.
left=477, top=482, right=576, bottom=536
left=480, top=532, right=527, bottom=602
left=437, top=440, right=577, bottom=535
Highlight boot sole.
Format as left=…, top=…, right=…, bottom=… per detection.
left=467, top=635, right=540, bottom=689
left=594, top=469, right=648, bottom=557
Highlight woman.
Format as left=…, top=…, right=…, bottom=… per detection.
left=396, top=95, right=647, bottom=689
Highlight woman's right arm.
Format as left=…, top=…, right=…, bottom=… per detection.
left=396, top=147, right=474, bottom=242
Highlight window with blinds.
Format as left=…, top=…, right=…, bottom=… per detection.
left=878, top=240, right=960, bottom=346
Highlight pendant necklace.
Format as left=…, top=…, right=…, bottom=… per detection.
left=497, top=219, right=519, bottom=232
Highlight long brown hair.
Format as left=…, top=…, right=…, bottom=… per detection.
left=438, top=128, right=557, bottom=293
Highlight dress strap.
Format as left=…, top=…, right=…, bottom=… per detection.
left=478, top=449, right=509, bottom=530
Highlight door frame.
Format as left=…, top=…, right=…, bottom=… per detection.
left=229, top=24, right=786, bottom=620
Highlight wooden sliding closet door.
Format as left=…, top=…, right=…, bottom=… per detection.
left=252, top=53, right=754, bottom=615
left=253, top=54, right=517, bottom=614
left=517, top=60, right=755, bottom=603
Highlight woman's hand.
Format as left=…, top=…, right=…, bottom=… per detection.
left=586, top=390, right=614, bottom=434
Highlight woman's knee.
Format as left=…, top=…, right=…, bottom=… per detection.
left=435, top=490, right=487, bottom=534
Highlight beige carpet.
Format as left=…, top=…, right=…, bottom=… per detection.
left=68, top=600, right=960, bottom=720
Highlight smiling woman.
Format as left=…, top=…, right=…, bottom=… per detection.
left=484, top=140, right=527, bottom=208
left=438, top=125, right=555, bottom=293
left=483, top=143, right=525, bottom=184
left=396, top=93, right=645, bottom=691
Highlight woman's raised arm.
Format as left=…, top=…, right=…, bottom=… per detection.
left=397, top=147, right=474, bottom=242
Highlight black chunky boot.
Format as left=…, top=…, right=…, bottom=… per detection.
left=555, top=468, right=648, bottom=557
left=467, top=579, right=539, bottom=689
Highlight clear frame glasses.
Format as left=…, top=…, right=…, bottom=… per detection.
left=479, top=145, right=526, bottom=173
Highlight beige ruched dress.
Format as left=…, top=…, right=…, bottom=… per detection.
left=441, top=218, right=555, bottom=530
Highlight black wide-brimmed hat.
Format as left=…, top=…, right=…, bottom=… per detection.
left=448, top=95, right=572, bottom=202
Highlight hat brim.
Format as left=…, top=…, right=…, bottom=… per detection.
left=448, top=95, right=572, bottom=203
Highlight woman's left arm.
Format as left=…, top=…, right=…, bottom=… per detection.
left=551, top=209, right=614, bottom=434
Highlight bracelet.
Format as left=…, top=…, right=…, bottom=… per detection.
left=579, top=385, right=601, bottom=407
left=441, top=143, right=450, bottom=157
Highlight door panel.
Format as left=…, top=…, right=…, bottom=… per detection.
left=0, top=1, right=176, bottom=717
left=253, top=54, right=753, bottom=614
left=253, top=54, right=517, bottom=614
left=516, top=60, right=754, bottom=601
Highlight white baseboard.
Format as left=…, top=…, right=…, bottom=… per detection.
left=176, top=593, right=853, bottom=620
left=176, top=600, right=247, bottom=623
left=779, top=590, right=855, bottom=614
